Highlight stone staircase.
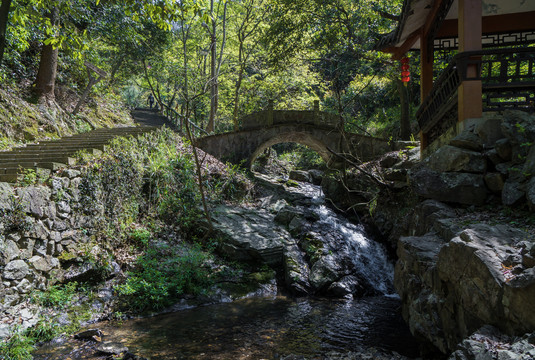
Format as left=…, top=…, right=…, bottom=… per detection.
left=0, top=126, right=158, bottom=183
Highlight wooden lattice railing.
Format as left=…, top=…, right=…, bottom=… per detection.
left=417, top=47, right=535, bottom=144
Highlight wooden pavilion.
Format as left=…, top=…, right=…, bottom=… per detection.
left=375, top=0, right=535, bottom=156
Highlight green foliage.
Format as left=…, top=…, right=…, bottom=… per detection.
left=115, top=243, right=212, bottom=312
left=128, top=226, right=152, bottom=248
left=0, top=327, right=34, bottom=360
left=16, top=168, right=37, bottom=186
left=0, top=195, right=31, bottom=232
left=31, top=282, right=78, bottom=309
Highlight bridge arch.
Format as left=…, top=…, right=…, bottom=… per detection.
left=250, top=131, right=332, bottom=167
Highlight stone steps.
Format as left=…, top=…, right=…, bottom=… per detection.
left=0, top=125, right=158, bottom=183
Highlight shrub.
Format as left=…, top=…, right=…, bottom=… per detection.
left=115, top=243, right=212, bottom=312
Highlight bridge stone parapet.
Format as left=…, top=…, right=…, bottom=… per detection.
left=241, top=110, right=341, bottom=130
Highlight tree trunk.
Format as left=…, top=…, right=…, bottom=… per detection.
left=0, top=0, right=12, bottom=66
left=232, top=40, right=245, bottom=131
left=397, top=79, right=411, bottom=140
left=35, top=7, right=59, bottom=104
left=206, top=0, right=217, bottom=133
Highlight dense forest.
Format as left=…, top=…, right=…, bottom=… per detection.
left=0, top=0, right=415, bottom=140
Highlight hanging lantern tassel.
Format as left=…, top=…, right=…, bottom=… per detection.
left=401, top=57, right=410, bottom=86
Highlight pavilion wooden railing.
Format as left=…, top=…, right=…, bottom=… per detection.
left=417, top=47, right=535, bottom=145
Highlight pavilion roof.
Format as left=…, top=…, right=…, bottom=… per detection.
left=375, top=0, right=535, bottom=54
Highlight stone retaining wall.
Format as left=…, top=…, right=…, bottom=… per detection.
left=0, top=169, right=103, bottom=312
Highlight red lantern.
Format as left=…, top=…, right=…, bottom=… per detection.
left=400, top=57, right=410, bottom=85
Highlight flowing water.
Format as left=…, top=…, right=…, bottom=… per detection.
left=34, top=180, right=425, bottom=359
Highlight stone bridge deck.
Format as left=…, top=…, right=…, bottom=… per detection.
left=196, top=109, right=412, bottom=167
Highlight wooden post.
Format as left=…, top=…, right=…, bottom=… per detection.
left=458, top=0, right=482, bottom=125
left=419, top=31, right=433, bottom=152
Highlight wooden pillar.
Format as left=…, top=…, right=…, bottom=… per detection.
left=419, top=31, right=434, bottom=150
left=458, top=0, right=482, bottom=124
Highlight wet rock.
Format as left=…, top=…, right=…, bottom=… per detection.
left=327, top=275, right=363, bottom=298
left=283, top=243, right=311, bottom=295
left=409, top=167, right=488, bottom=205
left=289, top=170, right=311, bottom=183
left=449, top=130, right=483, bottom=151
left=427, top=145, right=486, bottom=173
left=495, top=138, right=512, bottom=161
left=122, top=353, right=148, bottom=360
left=308, top=255, right=341, bottom=291
left=274, top=206, right=303, bottom=227
left=96, top=342, right=128, bottom=355
left=75, top=328, right=103, bottom=340
left=484, top=173, right=505, bottom=192
left=3, top=260, right=29, bottom=280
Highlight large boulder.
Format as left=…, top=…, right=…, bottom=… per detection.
left=396, top=222, right=535, bottom=353
left=211, top=205, right=288, bottom=266
left=409, top=167, right=488, bottom=205
left=395, top=234, right=448, bottom=352
left=449, top=130, right=483, bottom=151
left=289, top=170, right=311, bottom=183
left=426, top=145, right=486, bottom=173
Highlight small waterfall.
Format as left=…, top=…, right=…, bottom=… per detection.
left=313, top=204, right=394, bottom=295
left=291, top=182, right=395, bottom=295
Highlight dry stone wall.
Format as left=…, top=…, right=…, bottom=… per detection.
left=0, top=169, right=104, bottom=312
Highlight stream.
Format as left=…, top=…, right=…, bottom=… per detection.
left=33, top=177, right=425, bottom=359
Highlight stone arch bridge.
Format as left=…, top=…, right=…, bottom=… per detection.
left=195, top=108, right=406, bottom=168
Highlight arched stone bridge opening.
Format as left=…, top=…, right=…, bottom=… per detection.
left=195, top=109, right=403, bottom=168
